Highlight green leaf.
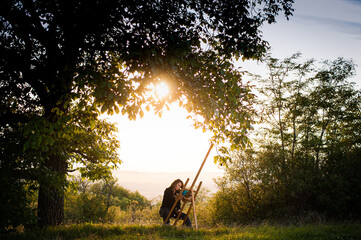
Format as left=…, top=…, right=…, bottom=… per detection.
left=114, top=105, right=119, bottom=114
left=90, top=120, right=96, bottom=130
left=101, top=105, right=107, bottom=114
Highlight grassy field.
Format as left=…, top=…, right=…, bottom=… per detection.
left=3, top=223, right=361, bottom=240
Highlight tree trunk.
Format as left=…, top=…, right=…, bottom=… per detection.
left=37, top=156, right=67, bottom=227
left=291, top=110, right=297, bottom=161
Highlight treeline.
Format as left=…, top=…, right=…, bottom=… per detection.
left=64, top=178, right=152, bottom=224
left=209, top=54, right=361, bottom=224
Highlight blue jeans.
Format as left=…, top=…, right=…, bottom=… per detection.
left=159, top=207, right=192, bottom=227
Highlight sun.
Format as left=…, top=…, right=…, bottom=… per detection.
left=154, top=81, right=170, bottom=99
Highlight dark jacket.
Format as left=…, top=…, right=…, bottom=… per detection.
left=160, top=187, right=180, bottom=211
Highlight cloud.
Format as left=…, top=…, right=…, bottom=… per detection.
left=295, top=14, right=361, bottom=39
left=343, top=0, right=361, bottom=5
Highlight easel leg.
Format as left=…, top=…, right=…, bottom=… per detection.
left=183, top=181, right=202, bottom=229
left=173, top=198, right=187, bottom=225
left=191, top=189, right=198, bottom=230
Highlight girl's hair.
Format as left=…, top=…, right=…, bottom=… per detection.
left=169, top=179, right=183, bottom=190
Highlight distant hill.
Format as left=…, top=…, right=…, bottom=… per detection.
left=112, top=170, right=223, bottom=199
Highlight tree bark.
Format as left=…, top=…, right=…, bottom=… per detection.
left=37, top=156, right=67, bottom=227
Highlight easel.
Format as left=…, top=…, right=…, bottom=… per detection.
left=163, top=143, right=214, bottom=230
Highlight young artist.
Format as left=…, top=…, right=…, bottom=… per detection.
left=159, top=179, right=192, bottom=227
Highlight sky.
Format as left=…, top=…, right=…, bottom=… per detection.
left=246, top=0, right=361, bottom=87
left=106, top=0, right=361, bottom=177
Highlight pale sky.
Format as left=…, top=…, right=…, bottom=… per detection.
left=107, top=105, right=219, bottom=173
left=107, top=0, right=361, bottom=175
left=245, top=0, right=361, bottom=88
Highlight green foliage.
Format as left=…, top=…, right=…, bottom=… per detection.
left=0, top=175, right=37, bottom=231
left=0, top=126, right=33, bottom=230
left=64, top=178, right=151, bottom=224
left=211, top=54, right=361, bottom=224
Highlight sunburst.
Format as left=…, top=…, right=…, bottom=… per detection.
left=154, top=81, right=170, bottom=99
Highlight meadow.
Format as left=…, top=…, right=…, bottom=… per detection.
left=3, top=223, right=361, bottom=240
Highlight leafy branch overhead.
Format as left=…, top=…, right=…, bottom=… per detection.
left=1, top=0, right=294, bottom=149
left=0, top=0, right=294, bottom=227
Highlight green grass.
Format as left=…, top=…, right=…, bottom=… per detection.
left=2, top=223, right=361, bottom=240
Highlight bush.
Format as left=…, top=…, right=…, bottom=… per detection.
left=64, top=178, right=152, bottom=224
left=0, top=172, right=37, bottom=232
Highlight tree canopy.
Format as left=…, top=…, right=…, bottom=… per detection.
left=211, top=55, right=361, bottom=224
left=0, top=0, right=294, bottom=228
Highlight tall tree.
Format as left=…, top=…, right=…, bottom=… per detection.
left=256, top=53, right=314, bottom=169
left=0, top=0, right=294, bottom=227
left=211, top=55, right=361, bottom=223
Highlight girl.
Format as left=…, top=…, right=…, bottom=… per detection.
left=159, top=179, right=192, bottom=227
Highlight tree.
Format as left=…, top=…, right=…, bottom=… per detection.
left=0, top=0, right=294, bottom=227
left=212, top=55, right=361, bottom=223
left=211, top=149, right=263, bottom=224
left=255, top=55, right=361, bottom=219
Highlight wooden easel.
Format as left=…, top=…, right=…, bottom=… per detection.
left=163, top=143, right=214, bottom=230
